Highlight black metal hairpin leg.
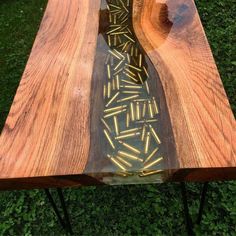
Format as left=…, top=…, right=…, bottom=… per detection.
left=180, top=182, right=208, bottom=235
left=44, top=188, right=73, bottom=234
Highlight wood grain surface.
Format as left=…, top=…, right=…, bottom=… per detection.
left=133, top=0, right=236, bottom=171
left=0, top=0, right=235, bottom=190
left=0, top=0, right=101, bottom=180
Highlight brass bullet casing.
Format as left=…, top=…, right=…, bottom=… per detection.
left=118, top=151, right=143, bottom=162
left=122, top=91, right=141, bottom=94
left=124, top=34, right=135, bottom=43
left=125, top=68, right=136, bottom=76
left=121, top=79, right=136, bottom=85
left=104, top=108, right=126, bottom=118
left=114, top=59, right=124, bottom=71
left=144, top=132, right=151, bottom=154
left=142, top=102, right=147, bottom=118
left=107, top=26, right=121, bottom=35
left=101, top=118, right=112, bottom=133
left=115, top=132, right=140, bottom=140
left=125, top=63, right=142, bottom=72
left=114, top=68, right=123, bottom=76
left=120, top=85, right=142, bottom=89
left=144, top=157, right=164, bottom=169
left=152, top=97, right=159, bottom=114
left=136, top=102, right=141, bottom=120
left=107, top=154, right=126, bottom=171
left=138, top=73, right=144, bottom=84
left=123, top=72, right=139, bottom=83
left=103, top=85, right=106, bottom=99
left=119, top=141, right=141, bottom=154
left=141, top=125, right=146, bottom=141
left=105, top=92, right=120, bottom=107
left=117, top=95, right=139, bottom=103
left=139, top=54, right=142, bottom=68
left=109, top=49, right=121, bottom=60
left=120, top=127, right=141, bottom=134
left=108, top=35, right=112, bottom=47
left=116, top=75, right=120, bottom=90
left=139, top=169, right=163, bottom=177
left=148, top=100, right=154, bottom=118
left=114, top=49, right=125, bottom=59
left=104, top=105, right=126, bottom=113
left=112, top=79, right=116, bottom=90
left=145, top=81, right=150, bottom=94
left=126, top=53, right=131, bottom=63
left=126, top=112, right=130, bottom=128
left=149, top=124, right=161, bottom=144
left=113, top=116, right=119, bottom=135
left=143, top=66, right=149, bottom=78
left=107, top=82, right=111, bottom=98
left=116, top=155, right=132, bottom=167
left=107, top=64, right=111, bottom=79
left=104, top=129, right=115, bottom=149
left=144, top=147, right=159, bottom=163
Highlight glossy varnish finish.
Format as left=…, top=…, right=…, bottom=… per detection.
left=133, top=0, right=235, bottom=171
left=0, top=0, right=235, bottom=190
left=0, top=0, right=101, bottom=179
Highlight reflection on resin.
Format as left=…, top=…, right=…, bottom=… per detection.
left=100, top=0, right=164, bottom=178
left=86, top=0, right=177, bottom=185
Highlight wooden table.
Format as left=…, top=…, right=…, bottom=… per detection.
left=0, top=0, right=235, bottom=191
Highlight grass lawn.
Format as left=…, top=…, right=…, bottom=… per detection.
left=0, top=0, right=235, bottom=235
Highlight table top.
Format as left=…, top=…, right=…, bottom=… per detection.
left=0, top=0, right=235, bottom=190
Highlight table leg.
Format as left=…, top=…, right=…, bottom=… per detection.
left=44, top=188, right=73, bottom=234
left=180, top=182, right=208, bottom=235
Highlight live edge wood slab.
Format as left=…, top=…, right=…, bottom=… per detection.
left=0, top=0, right=235, bottom=190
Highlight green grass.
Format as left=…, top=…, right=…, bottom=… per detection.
left=0, top=0, right=235, bottom=235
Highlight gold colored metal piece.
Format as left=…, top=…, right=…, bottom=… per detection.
left=103, top=85, right=106, bottom=99
left=123, top=72, right=139, bottom=83
left=104, top=130, right=115, bottom=149
left=116, top=156, right=132, bottom=167
left=143, top=66, right=149, bottom=78
left=104, top=105, right=126, bottom=113
left=120, top=127, right=141, bottom=134
left=141, top=125, right=146, bottom=141
left=107, top=82, right=111, bottom=98
left=139, top=169, right=163, bottom=177
left=144, top=157, right=163, bottom=169
left=115, top=132, right=140, bottom=140
left=144, top=132, right=151, bottom=154
left=126, top=112, right=130, bottom=128
left=107, top=64, right=111, bottom=79
left=117, top=95, right=139, bottom=103
left=119, top=141, right=141, bottom=154
left=116, top=75, right=120, bottom=90
left=121, top=79, right=136, bottom=85
left=152, top=97, right=159, bottom=114
left=138, top=73, right=144, bottom=84
left=114, top=116, right=119, bottom=135
left=101, top=118, right=111, bottom=132
left=148, top=101, right=154, bottom=118
left=139, top=54, right=142, bottom=67
left=149, top=124, right=161, bottom=144
left=142, top=102, right=147, bottom=118
left=120, top=85, right=142, bottom=89
left=108, top=155, right=126, bottom=171
left=136, top=102, right=140, bottom=120
left=145, top=81, right=150, bottom=94
left=118, top=151, right=143, bottom=162
left=125, top=63, right=142, bottom=72
left=105, top=92, right=120, bottom=107
left=144, top=147, right=159, bottom=163
left=130, top=102, right=135, bottom=121
left=122, top=91, right=141, bottom=94
left=104, top=108, right=126, bottom=118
